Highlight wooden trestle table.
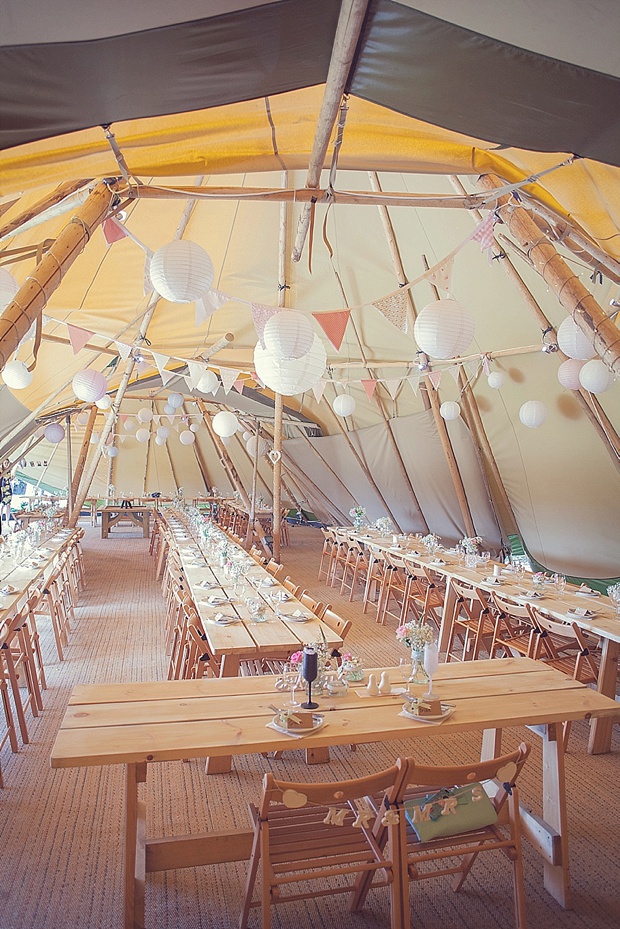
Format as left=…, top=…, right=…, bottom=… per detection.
left=51, top=657, right=620, bottom=929
left=100, top=505, right=152, bottom=539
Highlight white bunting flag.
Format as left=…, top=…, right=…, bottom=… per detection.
left=114, top=341, right=132, bottom=362
left=428, top=370, right=443, bottom=390
left=160, top=369, right=176, bottom=386
left=383, top=378, right=402, bottom=400
left=195, top=290, right=230, bottom=327
left=448, top=365, right=462, bottom=384
left=150, top=351, right=170, bottom=376
left=219, top=366, right=238, bottom=395
left=187, top=361, right=206, bottom=390
left=311, top=380, right=327, bottom=404
left=407, top=372, right=421, bottom=395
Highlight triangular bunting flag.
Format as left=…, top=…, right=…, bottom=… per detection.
left=187, top=360, right=206, bottom=390
left=166, top=414, right=175, bottom=425
left=428, top=370, right=443, bottom=390
left=67, top=324, right=94, bottom=355
left=195, top=290, right=229, bottom=327
left=136, top=360, right=151, bottom=376
left=471, top=213, right=495, bottom=254
left=151, top=351, right=170, bottom=376
left=466, top=360, right=481, bottom=380
left=407, top=373, right=421, bottom=396
left=219, top=366, right=238, bottom=395
left=233, top=378, right=245, bottom=395
left=102, top=218, right=128, bottom=246
left=118, top=434, right=127, bottom=444
left=311, top=380, right=327, bottom=404
left=160, top=369, right=176, bottom=387
left=481, top=355, right=491, bottom=376
left=152, top=414, right=161, bottom=425
left=251, top=303, right=278, bottom=348
left=312, top=310, right=350, bottom=352
left=448, top=364, right=462, bottom=385
left=425, top=256, right=454, bottom=295
left=143, top=254, right=152, bottom=296
left=383, top=378, right=402, bottom=401
left=119, top=413, right=128, bottom=423
left=361, top=379, right=376, bottom=401
left=252, top=370, right=265, bottom=389
left=182, top=375, right=193, bottom=391
left=371, top=291, right=408, bottom=333
left=114, top=341, right=132, bottom=362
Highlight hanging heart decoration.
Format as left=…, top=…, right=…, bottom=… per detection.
left=269, top=449, right=282, bottom=463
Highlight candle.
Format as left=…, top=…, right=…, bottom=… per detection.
left=302, top=647, right=318, bottom=683
left=493, top=563, right=502, bottom=578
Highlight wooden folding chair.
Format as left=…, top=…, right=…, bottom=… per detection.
left=489, top=591, right=537, bottom=659
left=321, top=608, right=352, bottom=643
left=445, top=580, right=494, bottom=662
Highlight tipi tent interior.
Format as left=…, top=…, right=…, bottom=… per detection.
left=0, top=2, right=619, bottom=928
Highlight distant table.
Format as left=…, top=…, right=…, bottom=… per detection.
left=100, top=505, right=151, bottom=539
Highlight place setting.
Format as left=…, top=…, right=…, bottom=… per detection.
left=267, top=647, right=327, bottom=738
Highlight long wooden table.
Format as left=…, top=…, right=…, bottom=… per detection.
left=0, top=528, right=79, bottom=628
left=51, top=658, right=620, bottom=928
left=100, top=505, right=152, bottom=539
left=344, top=528, right=620, bottom=754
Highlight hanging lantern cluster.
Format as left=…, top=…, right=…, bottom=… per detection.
left=2, top=360, right=33, bottom=389
left=579, top=359, right=614, bottom=393
left=76, top=410, right=90, bottom=426
left=136, top=428, right=150, bottom=443
left=556, top=317, right=596, bottom=361
left=150, top=240, right=214, bottom=303
left=414, top=299, right=475, bottom=360
left=254, top=335, right=326, bottom=396
left=90, top=431, right=100, bottom=445
left=197, top=370, right=219, bottom=394
left=157, top=426, right=170, bottom=441
left=73, top=369, right=107, bottom=403
left=108, top=446, right=119, bottom=459
left=96, top=395, right=112, bottom=410
left=137, top=407, right=153, bottom=423
left=557, top=359, right=584, bottom=390
left=179, top=430, right=195, bottom=446
left=45, top=422, right=65, bottom=444
left=487, top=371, right=505, bottom=390
left=167, top=392, right=184, bottom=409
left=246, top=435, right=268, bottom=458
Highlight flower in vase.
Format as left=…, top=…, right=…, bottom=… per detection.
left=396, top=621, right=435, bottom=650
left=460, top=536, right=482, bottom=555
left=289, top=650, right=303, bottom=665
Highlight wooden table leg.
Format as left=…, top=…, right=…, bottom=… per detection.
left=541, top=722, right=571, bottom=909
left=125, top=762, right=147, bottom=929
left=143, top=512, right=150, bottom=538
left=305, top=746, right=330, bottom=765
left=438, top=578, right=457, bottom=654
left=588, top=637, right=619, bottom=755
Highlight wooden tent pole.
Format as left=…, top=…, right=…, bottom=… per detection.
left=477, top=173, right=620, bottom=375
left=245, top=422, right=261, bottom=547
left=272, top=169, right=289, bottom=560
left=292, top=0, right=369, bottom=261
left=0, top=179, right=92, bottom=243
left=70, top=405, right=97, bottom=503
left=0, top=180, right=116, bottom=369
left=65, top=415, right=73, bottom=513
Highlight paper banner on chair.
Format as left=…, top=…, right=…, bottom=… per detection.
left=195, top=290, right=229, bottom=327
left=251, top=302, right=278, bottom=348
left=233, top=378, right=245, bottom=395
left=361, top=379, right=377, bottom=400
left=311, top=379, right=327, bottom=404
left=114, top=341, right=132, bottom=362
left=312, top=310, right=350, bottom=352
left=407, top=372, right=421, bottom=396
left=67, top=324, right=94, bottom=355
left=371, top=291, right=408, bottom=333
left=219, top=366, right=238, bottom=395
left=428, top=370, right=443, bottom=390
left=383, top=378, right=402, bottom=400
left=187, top=361, right=206, bottom=390
left=424, top=256, right=454, bottom=295
left=102, top=217, right=128, bottom=246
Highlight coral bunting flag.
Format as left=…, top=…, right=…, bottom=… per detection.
left=312, top=310, right=350, bottom=352
left=66, top=324, right=94, bottom=355
left=361, top=379, right=376, bottom=400
left=102, top=218, right=127, bottom=246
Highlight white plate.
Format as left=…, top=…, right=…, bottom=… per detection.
left=207, top=614, right=239, bottom=626
left=269, top=713, right=325, bottom=737
left=515, top=590, right=543, bottom=600
left=576, top=589, right=600, bottom=598
left=485, top=576, right=504, bottom=585
left=401, top=703, right=454, bottom=724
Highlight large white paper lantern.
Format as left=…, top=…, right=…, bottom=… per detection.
left=155, top=435, right=166, bottom=446
left=439, top=400, right=461, bottom=420
left=333, top=394, right=356, bottom=417
left=135, top=428, right=150, bottom=443
left=519, top=400, right=547, bottom=428
left=137, top=407, right=153, bottom=423
left=76, top=410, right=90, bottom=426
left=578, top=359, right=614, bottom=393
left=150, top=240, right=214, bottom=303
left=156, top=426, right=170, bottom=439
left=180, top=430, right=196, bottom=446
left=108, top=446, right=119, bottom=458
left=246, top=435, right=268, bottom=458
left=90, top=431, right=100, bottom=445
left=167, top=392, right=184, bottom=409
left=0, top=268, right=19, bottom=311
left=254, top=335, right=326, bottom=396
left=557, top=359, right=584, bottom=390
left=96, top=395, right=112, bottom=410
left=197, top=370, right=219, bottom=394
left=124, top=419, right=137, bottom=433
left=263, top=310, right=314, bottom=360
left=487, top=371, right=506, bottom=390
left=212, top=410, right=239, bottom=437
left=556, top=317, right=596, bottom=360
left=414, top=299, right=475, bottom=359
left=2, top=360, right=33, bottom=389
left=45, top=422, right=65, bottom=443
left=73, top=369, right=107, bottom=402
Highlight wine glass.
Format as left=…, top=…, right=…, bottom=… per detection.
left=553, top=574, right=567, bottom=595
left=479, top=551, right=491, bottom=570
left=284, top=663, right=301, bottom=708
left=423, top=642, right=440, bottom=697
left=399, top=656, right=412, bottom=684
left=301, top=646, right=319, bottom=709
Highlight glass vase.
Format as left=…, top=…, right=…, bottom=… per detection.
left=353, top=516, right=365, bottom=531
left=409, top=647, right=430, bottom=687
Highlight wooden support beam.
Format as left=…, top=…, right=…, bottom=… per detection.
left=70, top=405, right=97, bottom=505
left=41, top=332, right=118, bottom=356
left=0, top=179, right=92, bottom=243
left=273, top=169, right=288, bottom=560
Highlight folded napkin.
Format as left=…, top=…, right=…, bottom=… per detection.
left=271, top=590, right=290, bottom=601
left=279, top=609, right=310, bottom=621
left=207, top=595, right=230, bottom=605
left=267, top=716, right=325, bottom=738
left=567, top=607, right=595, bottom=618
left=431, top=559, right=446, bottom=566
left=261, top=577, right=276, bottom=587
left=198, top=581, right=219, bottom=589
left=210, top=612, right=238, bottom=625
left=485, top=576, right=504, bottom=586
left=576, top=585, right=600, bottom=597
left=0, top=585, right=17, bottom=595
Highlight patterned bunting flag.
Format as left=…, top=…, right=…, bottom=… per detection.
left=143, top=254, right=152, bottom=297
left=219, top=367, right=238, bottom=395
left=425, top=257, right=454, bottom=295
left=251, top=303, right=278, bottom=347
left=233, top=379, right=245, bottom=395
left=407, top=373, right=421, bottom=396
left=428, top=370, right=443, bottom=390
left=312, top=310, right=350, bottom=352
left=311, top=380, right=327, bottom=404
left=371, top=291, right=408, bottom=333
left=361, top=379, right=376, bottom=400
left=471, top=213, right=495, bottom=257
left=383, top=378, right=402, bottom=400
left=67, top=324, right=94, bottom=355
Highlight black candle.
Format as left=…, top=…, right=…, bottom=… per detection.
left=301, top=646, right=318, bottom=709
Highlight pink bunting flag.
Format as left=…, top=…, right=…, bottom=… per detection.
left=233, top=379, right=245, bottom=395
left=102, top=218, right=128, bottom=246
left=252, top=370, right=265, bottom=389
left=371, top=291, right=408, bottom=333
left=383, top=378, right=402, bottom=400
left=66, top=324, right=94, bottom=355
left=481, top=355, right=491, bottom=376
left=312, top=310, right=350, bottom=352
left=311, top=380, right=327, bottom=404
left=471, top=213, right=495, bottom=256
left=219, top=366, right=238, bottom=395
left=361, top=379, right=376, bottom=400
left=251, top=303, right=278, bottom=348
left=119, top=413, right=128, bottom=424
left=428, top=370, right=443, bottom=390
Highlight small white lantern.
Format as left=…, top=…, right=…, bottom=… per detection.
left=108, top=446, right=119, bottom=458
left=333, top=394, right=356, bottom=417
left=156, top=426, right=170, bottom=439
left=124, top=419, right=137, bottom=433
left=90, top=431, right=100, bottom=445
left=96, top=395, right=112, bottom=410
left=189, top=422, right=200, bottom=433
left=263, top=310, right=314, bottom=360
left=242, top=430, right=252, bottom=442
left=212, top=410, right=239, bottom=437
left=557, top=359, right=584, bottom=390
left=221, top=435, right=231, bottom=446
left=246, top=435, right=268, bottom=458
left=439, top=400, right=461, bottom=420
left=45, top=422, right=65, bottom=444
left=0, top=268, right=20, bottom=312
left=137, top=407, right=153, bottom=423
left=135, top=428, right=150, bottom=443
left=167, top=392, right=184, bottom=409
left=180, top=430, right=196, bottom=445
left=487, top=371, right=506, bottom=390
left=155, top=435, right=166, bottom=446
left=76, top=410, right=90, bottom=426
left=163, top=403, right=175, bottom=415
left=253, top=335, right=326, bottom=396
left=414, top=299, right=475, bottom=360
left=150, top=240, right=214, bottom=303
left=519, top=400, right=548, bottom=428
left=73, top=369, right=107, bottom=403
left=556, top=317, right=596, bottom=360
left=2, top=360, right=33, bottom=389
left=578, top=359, right=614, bottom=393
left=197, top=370, right=219, bottom=394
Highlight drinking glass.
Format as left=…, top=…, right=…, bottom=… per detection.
left=399, top=656, right=412, bottom=683
left=479, top=551, right=491, bottom=569
left=423, top=642, right=440, bottom=696
left=553, top=574, right=567, bottom=595
left=284, top=664, right=301, bottom=708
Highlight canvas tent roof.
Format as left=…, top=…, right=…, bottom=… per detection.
left=1, top=1, right=619, bottom=579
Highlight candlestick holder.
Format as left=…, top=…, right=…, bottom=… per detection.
left=301, top=646, right=319, bottom=709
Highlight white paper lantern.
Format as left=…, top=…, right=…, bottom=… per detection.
left=254, top=335, right=326, bottom=396
left=242, top=430, right=252, bottom=442
left=135, top=428, right=150, bottom=443
left=197, top=370, right=219, bottom=394
left=167, top=392, right=184, bottom=409
left=137, top=407, right=153, bottom=423
left=108, top=446, right=119, bottom=458
left=156, top=426, right=170, bottom=439
left=487, top=371, right=506, bottom=390
left=90, top=431, right=100, bottom=445
left=333, top=394, right=356, bottom=417
left=180, top=430, right=196, bottom=445
left=73, top=369, right=107, bottom=403
left=150, top=240, right=214, bottom=303
left=2, top=360, right=33, bottom=389
left=556, top=317, right=596, bottom=360
left=76, top=410, right=90, bottom=426
left=163, top=403, right=175, bottom=415
left=263, top=310, right=314, bottom=360
left=0, top=268, right=20, bottom=312
left=45, top=422, right=65, bottom=444
left=439, top=400, right=461, bottom=420
left=155, top=435, right=166, bottom=446
left=519, top=400, right=548, bottom=428
left=221, top=435, right=231, bottom=446
left=124, top=419, right=137, bottom=433
left=578, top=359, right=614, bottom=393
left=189, top=422, right=200, bottom=433
left=414, top=299, right=475, bottom=359
left=212, top=410, right=239, bottom=437
left=246, top=435, right=268, bottom=458
left=96, top=395, right=112, bottom=410
left=557, top=359, right=584, bottom=390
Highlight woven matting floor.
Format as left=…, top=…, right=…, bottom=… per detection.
left=0, top=524, right=618, bottom=929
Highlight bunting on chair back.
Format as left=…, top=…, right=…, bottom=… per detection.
left=312, top=310, right=350, bottom=352
left=371, top=291, right=408, bottom=333
left=251, top=302, right=278, bottom=348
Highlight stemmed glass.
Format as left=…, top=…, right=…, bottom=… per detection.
left=423, top=642, right=440, bottom=697
left=553, top=574, right=567, bottom=595
left=399, top=656, right=412, bottom=685
left=301, top=646, right=319, bottom=709
left=284, top=663, right=301, bottom=708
